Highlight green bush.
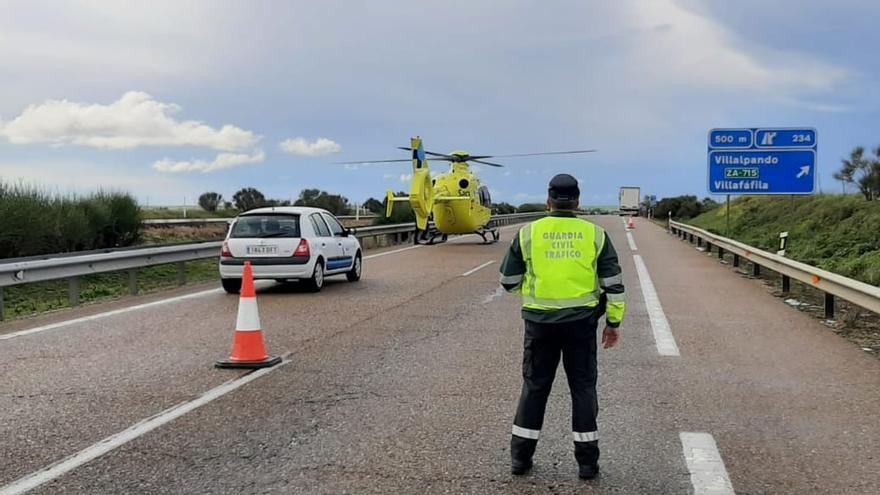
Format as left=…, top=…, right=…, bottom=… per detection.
left=0, top=181, right=142, bottom=259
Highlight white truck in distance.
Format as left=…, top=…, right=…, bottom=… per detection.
left=618, top=186, right=640, bottom=216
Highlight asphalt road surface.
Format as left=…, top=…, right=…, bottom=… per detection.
left=1, top=217, right=878, bottom=494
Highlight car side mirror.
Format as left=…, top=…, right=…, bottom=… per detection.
left=345, top=228, right=357, bottom=237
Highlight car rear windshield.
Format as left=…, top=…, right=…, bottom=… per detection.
left=230, top=214, right=301, bottom=238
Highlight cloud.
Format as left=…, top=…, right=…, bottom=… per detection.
left=279, top=137, right=341, bottom=156
left=0, top=91, right=258, bottom=151
left=399, top=174, right=412, bottom=183
left=153, top=149, right=265, bottom=173
left=626, top=0, right=847, bottom=95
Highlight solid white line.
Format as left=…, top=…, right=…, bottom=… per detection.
left=0, top=358, right=291, bottom=495
left=626, top=231, right=638, bottom=251
left=0, top=289, right=222, bottom=342
left=363, top=244, right=423, bottom=259
left=462, top=260, right=495, bottom=277
left=633, top=255, right=680, bottom=356
left=680, top=432, right=736, bottom=495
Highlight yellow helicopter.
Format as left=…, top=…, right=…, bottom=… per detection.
left=340, top=137, right=595, bottom=244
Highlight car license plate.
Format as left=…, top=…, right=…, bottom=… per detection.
left=246, top=245, right=278, bottom=255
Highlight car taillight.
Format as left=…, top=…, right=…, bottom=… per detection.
left=294, top=239, right=310, bottom=257
left=221, top=241, right=232, bottom=257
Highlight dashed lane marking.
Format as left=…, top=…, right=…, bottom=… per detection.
left=462, top=260, right=496, bottom=277
left=0, top=357, right=293, bottom=495
left=626, top=231, right=638, bottom=251
left=482, top=286, right=506, bottom=304
left=680, top=432, right=736, bottom=495
left=633, top=255, right=680, bottom=356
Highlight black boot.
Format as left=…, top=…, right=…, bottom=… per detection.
left=510, top=435, right=537, bottom=475
left=574, top=441, right=600, bottom=479
left=578, top=463, right=600, bottom=480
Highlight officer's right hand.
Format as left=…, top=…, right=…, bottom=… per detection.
left=602, top=326, right=620, bottom=349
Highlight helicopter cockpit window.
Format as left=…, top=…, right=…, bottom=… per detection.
left=478, top=186, right=492, bottom=207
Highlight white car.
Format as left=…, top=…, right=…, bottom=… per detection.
left=219, top=206, right=362, bottom=293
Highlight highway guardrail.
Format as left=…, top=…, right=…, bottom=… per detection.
left=669, top=220, right=880, bottom=319
left=142, top=214, right=377, bottom=227
left=0, top=213, right=545, bottom=320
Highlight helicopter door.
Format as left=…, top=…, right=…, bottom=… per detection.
left=477, top=186, right=492, bottom=207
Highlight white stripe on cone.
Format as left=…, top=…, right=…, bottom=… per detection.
left=235, top=297, right=261, bottom=332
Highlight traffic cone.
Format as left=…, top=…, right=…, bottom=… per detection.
left=627, top=216, right=635, bottom=230
left=216, top=262, right=282, bottom=369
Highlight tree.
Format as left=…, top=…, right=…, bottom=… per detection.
left=377, top=191, right=415, bottom=224
left=492, top=202, right=516, bottom=214
left=517, top=203, right=547, bottom=213
left=198, top=192, right=223, bottom=212
left=640, top=194, right=658, bottom=217
left=363, top=197, right=384, bottom=214
left=654, top=195, right=715, bottom=220
left=293, top=189, right=351, bottom=215
left=232, top=187, right=267, bottom=211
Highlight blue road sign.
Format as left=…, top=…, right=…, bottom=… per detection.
left=708, top=127, right=816, bottom=195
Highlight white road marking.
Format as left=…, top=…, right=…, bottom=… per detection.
left=462, top=260, right=495, bottom=277
left=363, top=245, right=423, bottom=259
left=482, top=286, right=506, bottom=304
left=0, top=289, right=222, bottom=342
left=680, top=432, right=736, bottom=495
left=626, top=231, right=638, bottom=251
left=633, top=255, right=680, bottom=356
left=0, top=358, right=292, bottom=495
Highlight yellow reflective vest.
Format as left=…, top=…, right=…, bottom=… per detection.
left=518, top=216, right=625, bottom=325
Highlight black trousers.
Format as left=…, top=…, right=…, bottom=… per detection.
left=510, top=316, right=600, bottom=466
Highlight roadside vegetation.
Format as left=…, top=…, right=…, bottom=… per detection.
left=687, top=195, right=880, bottom=286
left=0, top=181, right=141, bottom=259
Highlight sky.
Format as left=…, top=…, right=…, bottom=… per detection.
left=1, top=0, right=879, bottom=207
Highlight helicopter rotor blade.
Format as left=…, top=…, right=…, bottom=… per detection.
left=478, top=149, right=597, bottom=159
left=396, top=147, right=455, bottom=159
left=470, top=159, right=505, bottom=167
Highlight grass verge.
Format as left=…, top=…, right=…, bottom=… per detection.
left=1, top=259, right=218, bottom=321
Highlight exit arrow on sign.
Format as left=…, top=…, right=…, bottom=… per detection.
left=797, top=165, right=810, bottom=178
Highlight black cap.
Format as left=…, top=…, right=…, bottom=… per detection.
left=548, top=173, right=580, bottom=200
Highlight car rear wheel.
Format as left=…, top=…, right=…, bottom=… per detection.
left=222, top=278, right=242, bottom=294
left=304, top=259, right=324, bottom=292
left=346, top=252, right=362, bottom=282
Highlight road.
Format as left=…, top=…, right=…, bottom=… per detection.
left=1, top=217, right=879, bottom=494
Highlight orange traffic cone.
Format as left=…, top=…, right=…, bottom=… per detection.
left=627, top=216, right=635, bottom=230
left=216, top=262, right=282, bottom=369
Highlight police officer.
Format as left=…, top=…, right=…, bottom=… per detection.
left=499, top=173, right=626, bottom=480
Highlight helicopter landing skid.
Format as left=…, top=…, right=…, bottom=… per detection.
left=476, top=228, right=501, bottom=245
left=414, top=228, right=448, bottom=245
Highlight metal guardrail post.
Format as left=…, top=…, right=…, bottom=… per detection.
left=128, top=269, right=139, bottom=296
left=0, top=287, right=5, bottom=321
left=752, top=263, right=760, bottom=277
left=176, top=262, right=187, bottom=286
left=733, top=254, right=740, bottom=268
left=69, top=277, right=81, bottom=307
left=782, top=275, right=791, bottom=293
left=825, top=293, right=835, bottom=319
left=717, top=247, right=724, bottom=259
